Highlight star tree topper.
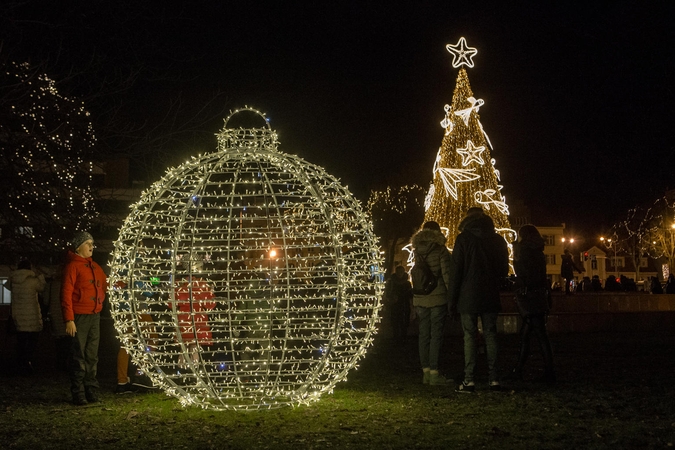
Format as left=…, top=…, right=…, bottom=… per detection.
left=446, top=37, right=478, bottom=68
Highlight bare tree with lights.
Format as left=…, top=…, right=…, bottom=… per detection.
left=610, top=193, right=675, bottom=280
left=423, top=37, right=514, bottom=257
left=0, top=61, right=97, bottom=259
left=367, top=185, right=426, bottom=276
left=643, top=195, right=675, bottom=277
left=610, top=205, right=651, bottom=282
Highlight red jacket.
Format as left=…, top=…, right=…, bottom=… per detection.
left=61, top=251, right=108, bottom=321
left=172, top=277, right=216, bottom=345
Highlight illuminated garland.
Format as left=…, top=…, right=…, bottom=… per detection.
left=108, top=108, right=384, bottom=410
left=424, top=38, right=515, bottom=269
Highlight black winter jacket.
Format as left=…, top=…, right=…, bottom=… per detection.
left=449, top=213, right=509, bottom=314
left=513, top=236, right=548, bottom=291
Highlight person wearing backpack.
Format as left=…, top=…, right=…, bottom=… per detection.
left=449, top=207, right=509, bottom=393
left=411, top=221, right=453, bottom=386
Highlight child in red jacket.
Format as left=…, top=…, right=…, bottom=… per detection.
left=61, top=231, right=107, bottom=406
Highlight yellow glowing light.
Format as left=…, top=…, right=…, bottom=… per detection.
left=108, top=107, right=384, bottom=410
left=446, top=37, right=478, bottom=69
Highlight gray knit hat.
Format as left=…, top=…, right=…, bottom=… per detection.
left=71, top=231, right=94, bottom=250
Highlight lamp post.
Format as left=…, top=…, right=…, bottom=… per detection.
left=601, top=237, right=617, bottom=277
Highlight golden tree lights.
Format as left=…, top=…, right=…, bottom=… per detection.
left=424, top=38, right=515, bottom=262
left=107, top=108, right=383, bottom=410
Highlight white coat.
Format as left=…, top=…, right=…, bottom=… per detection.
left=7, top=269, right=46, bottom=332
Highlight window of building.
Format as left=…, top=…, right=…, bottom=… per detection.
left=610, top=257, right=625, bottom=268
left=0, top=278, right=10, bottom=304
left=640, top=258, right=649, bottom=268
left=591, top=260, right=597, bottom=270
left=542, top=235, right=555, bottom=246
left=545, top=254, right=556, bottom=265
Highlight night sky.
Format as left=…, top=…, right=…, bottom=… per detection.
left=2, top=1, right=674, bottom=240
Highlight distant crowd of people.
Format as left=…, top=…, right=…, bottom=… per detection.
left=554, top=273, right=675, bottom=294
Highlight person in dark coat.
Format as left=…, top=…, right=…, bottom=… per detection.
left=449, top=207, right=509, bottom=393
left=411, top=221, right=453, bottom=386
left=666, top=274, right=675, bottom=294
left=591, top=275, right=603, bottom=292
left=560, top=249, right=581, bottom=294
left=383, top=265, right=413, bottom=344
left=509, top=224, right=555, bottom=383
left=650, top=276, right=664, bottom=294
left=605, top=275, right=620, bottom=291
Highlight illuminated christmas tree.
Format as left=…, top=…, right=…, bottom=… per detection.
left=0, top=61, right=97, bottom=257
left=424, top=37, right=515, bottom=256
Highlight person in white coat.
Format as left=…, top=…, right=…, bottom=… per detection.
left=6, top=260, right=46, bottom=374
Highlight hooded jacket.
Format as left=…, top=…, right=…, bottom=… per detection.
left=61, top=251, right=107, bottom=321
left=449, top=212, right=509, bottom=314
left=411, top=228, right=452, bottom=308
left=7, top=269, right=46, bottom=332
left=513, top=235, right=548, bottom=291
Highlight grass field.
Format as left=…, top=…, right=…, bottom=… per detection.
left=1, top=329, right=674, bottom=449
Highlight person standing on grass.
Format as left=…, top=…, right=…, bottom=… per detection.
left=509, top=224, right=555, bottom=383
left=6, top=259, right=46, bottom=375
left=411, top=221, right=453, bottom=386
left=61, top=231, right=107, bottom=406
left=383, top=265, right=413, bottom=344
left=449, top=207, right=509, bottom=393
left=43, top=263, right=70, bottom=372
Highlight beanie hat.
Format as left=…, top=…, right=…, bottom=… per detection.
left=422, top=221, right=441, bottom=231
left=466, top=206, right=484, bottom=216
left=71, top=231, right=94, bottom=250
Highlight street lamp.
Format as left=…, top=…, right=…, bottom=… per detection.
left=601, top=237, right=618, bottom=277
left=561, top=237, right=574, bottom=245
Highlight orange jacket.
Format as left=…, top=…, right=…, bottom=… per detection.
left=61, top=251, right=108, bottom=321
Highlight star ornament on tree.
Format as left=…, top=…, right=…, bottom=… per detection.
left=457, top=140, right=486, bottom=166
left=446, top=37, right=478, bottom=68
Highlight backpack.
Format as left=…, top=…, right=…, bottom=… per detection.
left=411, top=245, right=438, bottom=295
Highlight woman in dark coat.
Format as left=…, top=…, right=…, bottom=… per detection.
left=510, top=224, right=555, bottom=383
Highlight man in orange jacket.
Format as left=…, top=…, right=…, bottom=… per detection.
left=61, top=231, right=107, bottom=406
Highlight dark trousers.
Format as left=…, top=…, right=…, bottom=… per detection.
left=516, top=314, right=554, bottom=374
left=16, top=331, right=39, bottom=368
left=389, top=300, right=410, bottom=341
left=69, top=313, right=101, bottom=397
left=54, top=336, right=72, bottom=372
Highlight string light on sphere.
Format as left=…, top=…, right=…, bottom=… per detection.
left=107, top=107, right=384, bottom=410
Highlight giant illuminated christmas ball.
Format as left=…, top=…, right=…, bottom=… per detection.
left=107, top=108, right=383, bottom=410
